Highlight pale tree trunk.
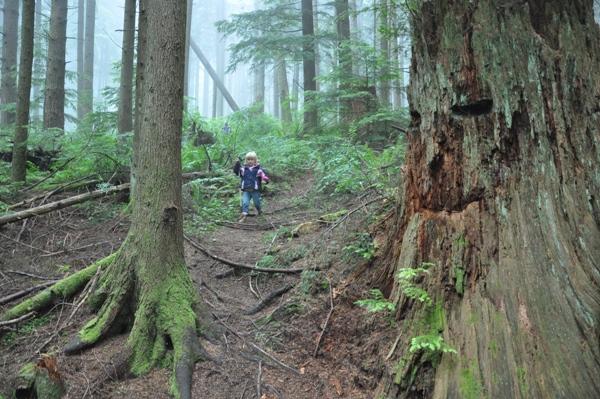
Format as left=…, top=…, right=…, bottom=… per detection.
left=118, top=0, right=136, bottom=136
left=334, top=0, right=352, bottom=124
left=77, top=0, right=85, bottom=121
left=11, top=0, right=36, bottom=183
left=313, top=0, right=320, bottom=91
left=32, top=0, right=44, bottom=121
left=378, top=0, right=390, bottom=106
left=253, top=0, right=265, bottom=112
left=375, top=1, right=600, bottom=398
left=273, top=68, right=279, bottom=119
left=202, top=71, right=210, bottom=116
left=301, top=0, right=317, bottom=134
left=253, top=60, right=265, bottom=112
left=292, top=62, right=299, bottom=111
left=183, top=0, right=193, bottom=106
left=215, top=0, right=226, bottom=117
left=43, top=0, right=68, bottom=131
left=1, top=0, right=19, bottom=126
left=276, top=57, right=291, bottom=123
left=64, top=0, right=213, bottom=397
left=81, top=0, right=96, bottom=119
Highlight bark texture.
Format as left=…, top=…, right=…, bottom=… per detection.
left=118, top=0, right=136, bottom=135
left=11, top=0, right=36, bottom=182
left=376, top=1, right=600, bottom=398
left=1, top=0, right=19, bottom=126
left=43, top=0, right=68, bottom=131
left=64, top=1, right=213, bottom=397
left=301, top=0, right=318, bottom=134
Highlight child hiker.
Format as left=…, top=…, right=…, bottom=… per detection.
left=233, top=152, right=270, bottom=222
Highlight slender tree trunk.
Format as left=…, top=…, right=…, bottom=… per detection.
left=189, top=39, right=239, bottom=112
left=183, top=0, right=193, bottom=106
left=11, top=0, right=36, bottom=183
left=276, top=57, right=291, bottom=123
left=43, top=0, right=68, bottom=131
left=253, top=61, right=265, bottom=112
left=1, top=0, right=19, bottom=126
left=313, top=0, right=320, bottom=92
left=376, top=1, right=600, bottom=398
left=301, top=0, right=317, bottom=134
left=118, top=0, right=136, bottom=136
left=77, top=0, right=85, bottom=121
left=81, top=0, right=96, bottom=119
left=32, top=0, right=44, bottom=121
left=273, top=67, right=279, bottom=119
left=292, top=62, right=299, bottom=112
left=202, top=71, right=210, bottom=116
left=378, top=0, right=390, bottom=106
left=215, top=0, right=226, bottom=117
left=334, top=0, right=352, bottom=124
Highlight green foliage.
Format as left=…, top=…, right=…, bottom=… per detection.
left=344, top=232, right=375, bottom=260
left=409, top=334, right=456, bottom=354
left=397, top=265, right=432, bottom=306
left=2, top=315, right=56, bottom=345
left=183, top=175, right=239, bottom=234
left=355, top=289, right=395, bottom=313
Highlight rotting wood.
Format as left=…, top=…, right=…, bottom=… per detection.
left=0, top=184, right=130, bottom=227
left=185, top=234, right=323, bottom=274
left=0, top=281, right=58, bottom=305
left=244, top=284, right=293, bottom=315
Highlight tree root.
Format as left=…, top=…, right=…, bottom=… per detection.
left=244, top=284, right=293, bottom=315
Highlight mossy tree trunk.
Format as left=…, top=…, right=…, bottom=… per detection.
left=376, top=1, right=600, bottom=398
left=64, top=1, right=212, bottom=398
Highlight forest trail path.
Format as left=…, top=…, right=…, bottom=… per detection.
left=0, top=171, right=389, bottom=398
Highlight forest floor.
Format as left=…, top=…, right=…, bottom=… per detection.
left=0, top=171, right=399, bottom=399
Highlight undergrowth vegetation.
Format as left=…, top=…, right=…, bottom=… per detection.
left=1, top=96, right=407, bottom=236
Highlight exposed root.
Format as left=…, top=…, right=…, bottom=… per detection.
left=244, top=284, right=293, bottom=315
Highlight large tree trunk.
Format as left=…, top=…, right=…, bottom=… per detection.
left=11, top=0, right=36, bottom=183
left=32, top=0, right=44, bottom=121
left=63, top=1, right=212, bottom=397
left=43, top=0, right=68, bottom=131
left=1, top=0, right=19, bottom=126
left=118, top=0, right=136, bottom=136
left=375, top=1, right=600, bottom=398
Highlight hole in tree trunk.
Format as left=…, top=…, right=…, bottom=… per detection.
left=165, top=335, right=174, bottom=350
left=451, top=99, right=493, bottom=117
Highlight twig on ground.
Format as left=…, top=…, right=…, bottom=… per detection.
left=249, top=275, right=260, bottom=299
left=6, top=269, right=56, bottom=280
left=0, top=280, right=58, bottom=305
left=250, top=343, right=301, bottom=375
left=314, top=278, right=334, bottom=358
left=256, top=360, right=262, bottom=399
left=0, top=311, right=36, bottom=327
left=215, top=269, right=235, bottom=279
left=264, top=383, right=284, bottom=398
left=1, top=233, right=54, bottom=255
left=185, top=234, right=322, bottom=274
left=244, top=285, right=293, bottom=315
left=200, top=279, right=227, bottom=303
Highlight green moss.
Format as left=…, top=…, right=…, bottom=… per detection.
left=455, top=267, right=465, bottom=295
left=459, top=360, right=484, bottom=399
left=490, top=339, right=498, bottom=358
left=517, top=366, right=528, bottom=396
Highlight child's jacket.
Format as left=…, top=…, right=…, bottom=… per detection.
left=233, top=162, right=270, bottom=192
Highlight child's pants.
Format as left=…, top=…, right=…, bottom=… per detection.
left=242, top=190, right=261, bottom=213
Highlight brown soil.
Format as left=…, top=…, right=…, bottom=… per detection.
left=0, top=174, right=395, bottom=399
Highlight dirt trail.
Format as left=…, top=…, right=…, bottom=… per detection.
left=0, top=174, right=392, bottom=398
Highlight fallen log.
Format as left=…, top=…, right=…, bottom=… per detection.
left=0, top=281, right=58, bottom=305
left=0, top=184, right=130, bottom=227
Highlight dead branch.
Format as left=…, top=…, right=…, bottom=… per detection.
left=391, top=124, right=408, bottom=133
left=256, top=360, right=262, bottom=399
left=250, top=342, right=301, bottom=375
left=7, top=175, right=100, bottom=210
left=6, top=269, right=57, bottom=280
left=0, top=311, right=36, bottom=327
left=0, top=281, right=58, bottom=305
left=184, top=234, right=322, bottom=274
left=0, top=184, right=130, bottom=227
left=314, top=279, right=334, bottom=358
left=244, top=285, right=293, bottom=315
